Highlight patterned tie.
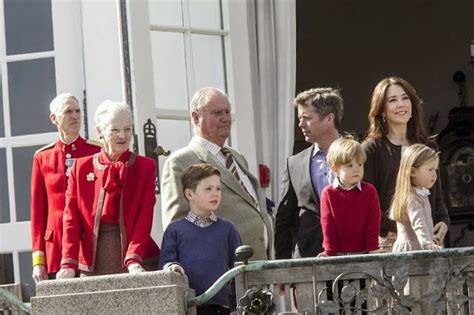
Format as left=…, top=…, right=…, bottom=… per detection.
left=221, top=147, right=258, bottom=206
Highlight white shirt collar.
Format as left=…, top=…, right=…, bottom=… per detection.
left=311, top=134, right=343, bottom=157
left=312, top=143, right=323, bottom=157
left=186, top=211, right=218, bottom=228
left=332, top=177, right=362, bottom=191
left=415, top=187, right=431, bottom=196
left=193, top=135, right=222, bottom=156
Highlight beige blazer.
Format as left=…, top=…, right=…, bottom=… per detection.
left=160, top=138, right=273, bottom=261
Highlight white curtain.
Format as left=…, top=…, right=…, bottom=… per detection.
left=251, top=0, right=296, bottom=205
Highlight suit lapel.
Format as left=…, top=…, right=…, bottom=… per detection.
left=231, top=151, right=263, bottom=208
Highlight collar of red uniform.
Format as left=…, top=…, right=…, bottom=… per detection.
left=56, top=135, right=85, bottom=151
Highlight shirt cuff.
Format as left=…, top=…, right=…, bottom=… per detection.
left=61, top=263, right=78, bottom=272
left=125, top=259, right=142, bottom=267
left=162, top=262, right=182, bottom=270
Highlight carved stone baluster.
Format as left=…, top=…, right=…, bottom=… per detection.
left=352, top=280, right=361, bottom=315
left=467, top=273, right=474, bottom=315
left=366, top=278, right=378, bottom=313
left=407, top=275, right=433, bottom=315
left=276, top=283, right=293, bottom=313
left=295, top=282, right=314, bottom=314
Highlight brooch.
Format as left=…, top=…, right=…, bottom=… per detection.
left=86, top=172, right=95, bottom=182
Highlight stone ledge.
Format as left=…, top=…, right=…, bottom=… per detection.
left=32, top=285, right=193, bottom=315
left=31, top=271, right=195, bottom=315
left=35, top=270, right=187, bottom=296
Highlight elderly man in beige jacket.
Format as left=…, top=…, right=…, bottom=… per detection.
left=160, top=87, right=272, bottom=260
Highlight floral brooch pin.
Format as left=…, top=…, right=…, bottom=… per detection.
left=86, top=172, right=95, bottom=182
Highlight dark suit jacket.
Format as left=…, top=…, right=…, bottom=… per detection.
left=275, top=145, right=323, bottom=259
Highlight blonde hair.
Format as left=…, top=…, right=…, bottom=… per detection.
left=389, top=144, right=438, bottom=222
left=326, top=137, right=366, bottom=169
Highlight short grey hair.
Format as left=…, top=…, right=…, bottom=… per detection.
left=189, top=87, right=228, bottom=113
left=94, top=100, right=133, bottom=130
left=49, top=93, right=79, bottom=115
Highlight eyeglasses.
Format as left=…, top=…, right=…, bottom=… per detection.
left=106, top=126, right=133, bottom=135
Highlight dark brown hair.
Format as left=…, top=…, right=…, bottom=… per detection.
left=293, top=87, right=344, bottom=129
left=181, top=163, right=221, bottom=197
left=367, top=77, right=428, bottom=143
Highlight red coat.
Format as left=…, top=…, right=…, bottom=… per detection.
left=31, top=136, right=101, bottom=273
left=61, top=150, right=160, bottom=272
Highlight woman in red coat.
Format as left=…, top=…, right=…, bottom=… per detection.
left=57, top=101, right=159, bottom=277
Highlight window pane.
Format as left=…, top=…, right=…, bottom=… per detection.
left=8, top=58, right=57, bottom=136
left=4, top=0, right=54, bottom=55
left=148, top=0, right=183, bottom=26
left=19, top=251, right=35, bottom=302
left=0, top=148, right=10, bottom=223
left=157, top=119, right=191, bottom=182
left=151, top=32, right=188, bottom=110
left=191, top=34, right=226, bottom=91
left=13, top=145, right=42, bottom=222
left=189, top=0, right=222, bottom=29
left=0, top=253, right=14, bottom=284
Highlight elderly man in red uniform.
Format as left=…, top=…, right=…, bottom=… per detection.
left=31, top=93, right=101, bottom=283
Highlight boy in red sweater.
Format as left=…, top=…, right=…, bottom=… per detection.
left=319, top=137, right=381, bottom=256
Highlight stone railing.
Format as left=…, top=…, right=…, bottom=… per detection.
left=231, top=247, right=474, bottom=314
left=6, top=247, right=474, bottom=314
left=0, top=283, right=29, bottom=314
left=31, top=271, right=195, bottom=314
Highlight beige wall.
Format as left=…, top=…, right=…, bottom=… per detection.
left=295, top=0, right=474, bottom=140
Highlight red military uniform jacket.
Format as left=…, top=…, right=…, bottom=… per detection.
left=61, top=150, right=160, bottom=272
left=31, top=136, right=101, bottom=273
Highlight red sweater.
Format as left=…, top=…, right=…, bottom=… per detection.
left=320, top=182, right=381, bottom=256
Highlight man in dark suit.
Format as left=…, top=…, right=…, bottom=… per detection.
left=275, top=88, right=343, bottom=259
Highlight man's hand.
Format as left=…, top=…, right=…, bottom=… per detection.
left=56, top=268, right=75, bottom=279
left=127, top=262, right=145, bottom=274
left=433, top=222, right=448, bottom=246
left=32, top=265, right=48, bottom=284
left=167, top=264, right=185, bottom=276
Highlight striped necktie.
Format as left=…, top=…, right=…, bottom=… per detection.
left=221, top=147, right=258, bottom=206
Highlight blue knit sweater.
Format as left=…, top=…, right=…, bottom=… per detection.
left=159, top=217, right=241, bottom=307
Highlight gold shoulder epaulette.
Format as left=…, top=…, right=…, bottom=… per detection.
left=86, top=139, right=103, bottom=147
left=35, top=142, right=55, bottom=154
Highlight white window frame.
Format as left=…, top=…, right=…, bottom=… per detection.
left=0, top=0, right=86, bottom=284
left=125, top=0, right=261, bottom=244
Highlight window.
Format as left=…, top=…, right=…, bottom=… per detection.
left=0, top=0, right=85, bottom=301
left=149, top=0, right=229, bottom=179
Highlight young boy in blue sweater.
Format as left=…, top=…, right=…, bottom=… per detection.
left=159, top=163, right=241, bottom=315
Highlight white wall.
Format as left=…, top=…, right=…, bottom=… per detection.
left=81, top=0, right=125, bottom=139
